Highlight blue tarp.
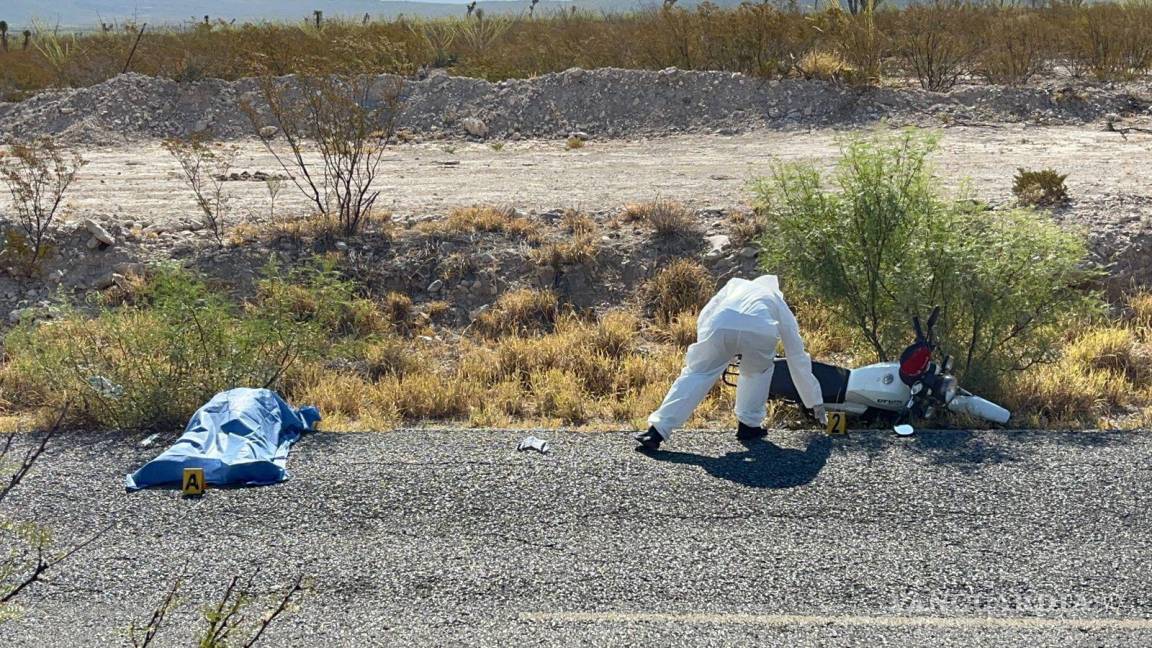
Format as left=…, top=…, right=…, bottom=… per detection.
left=125, top=388, right=320, bottom=491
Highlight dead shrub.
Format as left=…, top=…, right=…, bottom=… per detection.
left=1067, top=327, right=1151, bottom=386
left=1012, top=168, right=1069, bottom=207
left=645, top=260, right=714, bottom=323
left=162, top=134, right=237, bottom=246
left=1129, top=292, right=1152, bottom=333
left=898, top=10, right=973, bottom=92
left=977, top=13, right=1048, bottom=86
left=0, top=139, right=85, bottom=273
left=243, top=74, right=403, bottom=237
left=621, top=201, right=698, bottom=239
left=531, top=368, right=589, bottom=425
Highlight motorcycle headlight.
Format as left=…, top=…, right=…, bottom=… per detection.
left=940, top=376, right=958, bottom=403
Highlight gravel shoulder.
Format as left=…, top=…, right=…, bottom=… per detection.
left=1, top=428, right=1150, bottom=647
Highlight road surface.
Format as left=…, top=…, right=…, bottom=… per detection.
left=1, top=428, right=1150, bottom=646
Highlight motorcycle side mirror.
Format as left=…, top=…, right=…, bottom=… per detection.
left=894, top=424, right=915, bottom=436
left=926, top=306, right=940, bottom=332
left=912, top=315, right=924, bottom=342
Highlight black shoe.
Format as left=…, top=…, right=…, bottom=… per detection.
left=736, top=421, right=768, bottom=440
left=634, top=426, right=664, bottom=451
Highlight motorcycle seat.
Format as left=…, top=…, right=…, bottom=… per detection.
left=769, top=358, right=850, bottom=405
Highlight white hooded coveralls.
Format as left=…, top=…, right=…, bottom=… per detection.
left=647, top=275, right=824, bottom=439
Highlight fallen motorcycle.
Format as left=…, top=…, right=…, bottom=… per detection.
left=725, top=307, right=1010, bottom=435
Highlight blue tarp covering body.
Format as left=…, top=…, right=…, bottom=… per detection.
left=125, top=388, right=320, bottom=491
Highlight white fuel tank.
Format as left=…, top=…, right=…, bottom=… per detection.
left=844, top=362, right=910, bottom=411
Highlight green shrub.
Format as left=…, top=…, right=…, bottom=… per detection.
left=753, top=131, right=1098, bottom=389
left=4, top=267, right=323, bottom=430
left=1012, top=168, right=1069, bottom=207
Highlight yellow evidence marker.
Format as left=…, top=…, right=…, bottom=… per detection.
left=826, top=411, right=848, bottom=435
left=182, top=467, right=206, bottom=497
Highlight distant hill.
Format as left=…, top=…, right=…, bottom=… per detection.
left=2, top=0, right=762, bottom=30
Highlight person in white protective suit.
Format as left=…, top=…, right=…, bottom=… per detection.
left=634, top=274, right=827, bottom=451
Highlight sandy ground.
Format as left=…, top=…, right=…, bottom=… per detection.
left=40, top=125, right=1152, bottom=224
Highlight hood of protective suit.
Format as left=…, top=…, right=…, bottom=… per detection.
left=752, top=274, right=780, bottom=294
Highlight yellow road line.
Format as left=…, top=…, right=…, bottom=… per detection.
left=520, top=611, right=1152, bottom=631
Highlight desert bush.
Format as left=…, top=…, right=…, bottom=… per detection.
left=5, top=267, right=324, bottom=430
left=977, top=12, right=1048, bottom=86
left=8, top=6, right=1152, bottom=98
left=243, top=74, right=403, bottom=237
left=754, top=131, right=1098, bottom=388
left=258, top=260, right=391, bottom=339
left=1071, top=4, right=1152, bottom=80
left=621, top=200, right=698, bottom=238
left=162, top=135, right=237, bottom=246
left=897, top=8, right=973, bottom=92
left=644, top=259, right=714, bottom=323
left=472, top=288, right=560, bottom=337
left=0, top=139, right=85, bottom=273
left=1012, top=168, right=1069, bottom=207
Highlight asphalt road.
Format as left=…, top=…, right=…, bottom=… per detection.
left=2, top=428, right=1151, bottom=647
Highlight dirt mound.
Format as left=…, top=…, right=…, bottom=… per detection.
left=1, top=69, right=1150, bottom=144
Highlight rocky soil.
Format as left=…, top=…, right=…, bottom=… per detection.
left=0, top=71, right=1151, bottom=324
left=1, top=69, right=1151, bottom=145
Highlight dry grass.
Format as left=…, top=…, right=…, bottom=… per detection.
left=3, top=259, right=1151, bottom=433
left=422, top=206, right=539, bottom=240
left=529, top=235, right=600, bottom=270
left=472, top=288, right=560, bottom=338
left=382, top=291, right=414, bottom=328
left=561, top=210, right=597, bottom=236
left=7, top=6, right=1152, bottom=102
left=565, top=136, right=586, bottom=150
left=1127, top=291, right=1152, bottom=332
left=656, top=311, right=698, bottom=349
left=621, top=201, right=699, bottom=238
left=727, top=211, right=766, bottom=247
left=796, top=49, right=853, bottom=81
left=644, top=260, right=714, bottom=323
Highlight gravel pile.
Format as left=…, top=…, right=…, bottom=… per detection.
left=1, top=68, right=1150, bottom=144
